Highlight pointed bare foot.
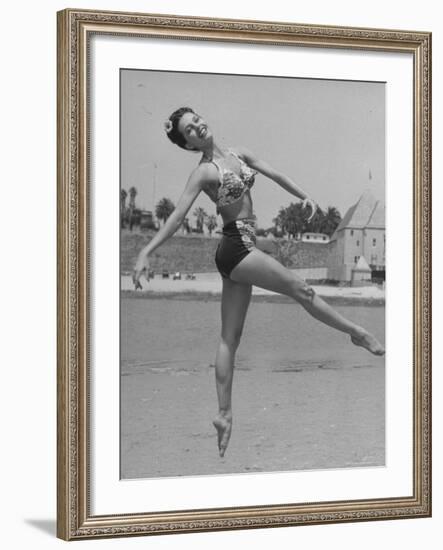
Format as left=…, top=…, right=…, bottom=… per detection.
left=351, top=328, right=385, bottom=356
left=213, top=413, right=232, bottom=457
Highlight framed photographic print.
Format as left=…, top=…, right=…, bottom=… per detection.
left=57, top=8, right=431, bottom=540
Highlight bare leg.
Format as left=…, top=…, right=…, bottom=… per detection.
left=213, top=278, right=252, bottom=457
left=230, top=249, right=384, bottom=355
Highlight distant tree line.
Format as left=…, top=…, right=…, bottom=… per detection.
left=122, top=188, right=341, bottom=239
left=120, top=186, right=143, bottom=230
left=156, top=200, right=218, bottom=236
left=271, top=203, right=342, bottom=238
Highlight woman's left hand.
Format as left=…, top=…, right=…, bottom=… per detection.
left=301, top=198, right=318, bottom=222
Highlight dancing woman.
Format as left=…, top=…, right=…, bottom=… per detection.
left=133, top=107, right=385, bottom=458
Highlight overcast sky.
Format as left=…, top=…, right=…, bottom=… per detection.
left=121, top=69, right=385, bottom=228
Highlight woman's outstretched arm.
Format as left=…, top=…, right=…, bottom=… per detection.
left=236, top=146, right=318, bottom=220
left=132, top=165, right=209, bottom=286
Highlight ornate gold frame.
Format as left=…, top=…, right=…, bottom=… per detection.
left=57, top=8, right=431, bottom=540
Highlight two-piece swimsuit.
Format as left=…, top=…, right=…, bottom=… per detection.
left=204, top=150, right=258, bottom=279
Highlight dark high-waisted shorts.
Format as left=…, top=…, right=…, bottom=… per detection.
left=215, top=217, right=257, bottom=279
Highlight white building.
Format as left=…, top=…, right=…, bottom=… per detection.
left=301, top=232, right=330, bottom=244
left=327, top=190, right=385, bottom=282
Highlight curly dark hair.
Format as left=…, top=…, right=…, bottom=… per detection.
left=165, top=107, right=198, bottom=150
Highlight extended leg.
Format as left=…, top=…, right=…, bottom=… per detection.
left=230, top=249, right=384, bottom=355
left=213, top=278, right=252, bottom=457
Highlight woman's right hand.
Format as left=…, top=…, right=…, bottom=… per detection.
left=132, top=253, right=150, bottom=290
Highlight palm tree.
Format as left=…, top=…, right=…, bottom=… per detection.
left=205, top=214, right=218, bottom=236
left=320, top=206, right=342, bottom=236
left=127, top=187, right=138, bottom=230
left=182, top=217, right=191, bottom=234
left=193, top=207, right=208, bottom=233
left=285, top=202, right=307, bottom=237
left=273, top=206, right=290, bottom=237
left=272, top=210, right=284, bottom=235
left=128, top=186, right=137, bottom=209
left=120, top=189, right=127, bottom=228
left=274, top=203, right=341, bottom=238
left=275, top=203, right=307, bottom=238
left=155, top=197, right=175, bottom=225
left=306, top=208, right=325, bottom=234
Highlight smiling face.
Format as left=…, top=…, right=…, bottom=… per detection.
left=177, top=112, right=213, bottom=151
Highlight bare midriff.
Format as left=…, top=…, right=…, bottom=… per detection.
left=218, top=190, right=255, bottom=226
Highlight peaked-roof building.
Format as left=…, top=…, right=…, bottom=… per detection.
left=327, top=190, right=385, bottom=282
left=330, top=189, right=385, bottom=240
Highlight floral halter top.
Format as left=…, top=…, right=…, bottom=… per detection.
left=209, top=150, right=257, bottom=213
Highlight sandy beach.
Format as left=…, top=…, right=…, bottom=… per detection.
left=121, top=297, right=385, bottom=480
left=121, top=271, right=385, bottom=304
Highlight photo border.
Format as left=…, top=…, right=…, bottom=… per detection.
left=57, top=8, right=431, bottom=540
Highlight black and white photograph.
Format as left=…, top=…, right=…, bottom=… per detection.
left=2, top=0, right=436, bottom=546
left=120, top=69, right=386, bottom=480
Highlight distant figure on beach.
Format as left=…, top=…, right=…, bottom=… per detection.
left=133, top=107, right=385, bottom=458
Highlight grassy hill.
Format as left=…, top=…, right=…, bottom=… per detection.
left=121, top=230, right=330, bottom=274
left=121, top=231, right=219, bottom=274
